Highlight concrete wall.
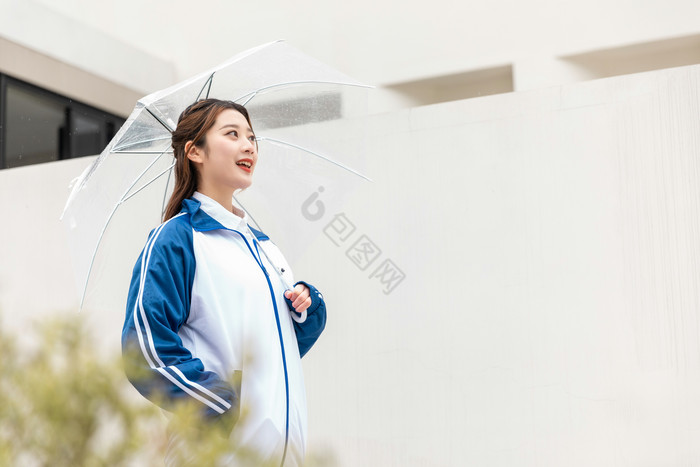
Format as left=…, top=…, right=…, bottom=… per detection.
left=0, top=0, right=175, bottom=116
left=2, top=65, right=700, bottom=465
left=296, top=64, right=700, bottom=465
left=2, top=0, right=700, bottom=113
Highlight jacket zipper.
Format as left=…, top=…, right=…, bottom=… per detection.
left=230, top=230, right=291, bottom=466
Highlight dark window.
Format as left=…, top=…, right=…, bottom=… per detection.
left=0, top=74, right=125, bottom=169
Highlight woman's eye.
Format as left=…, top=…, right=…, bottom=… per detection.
left=248, top=136, right=256, bottom=143
left=228, top=130, right=238, bottom=137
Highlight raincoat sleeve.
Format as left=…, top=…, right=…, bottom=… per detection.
left=285, top=280, right=327, bottom=358
left=121, top=218, right=238, bottom=427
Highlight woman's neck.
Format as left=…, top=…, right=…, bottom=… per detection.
left=196, top=187, right=243, bottom=217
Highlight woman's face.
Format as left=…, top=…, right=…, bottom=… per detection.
left=189, top=108, right=258, bottom=194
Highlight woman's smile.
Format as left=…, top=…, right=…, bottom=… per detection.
left=236, top=157, right=254, bottom=173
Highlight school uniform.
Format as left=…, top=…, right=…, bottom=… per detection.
left=122, top=192, right=326, bottom=466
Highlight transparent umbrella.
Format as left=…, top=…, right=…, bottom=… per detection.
left=60, top=40, right=372, bottom=310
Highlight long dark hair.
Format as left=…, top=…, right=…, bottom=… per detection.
left=163, top=98, right=254, bottom=221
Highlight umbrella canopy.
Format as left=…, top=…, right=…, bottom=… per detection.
left=61, top=40, right=372, bottom=309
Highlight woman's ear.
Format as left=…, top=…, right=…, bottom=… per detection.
left=185, top=141, right=204, bottom=163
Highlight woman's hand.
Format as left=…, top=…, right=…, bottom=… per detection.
left=284, top=284, right=312, bottom=314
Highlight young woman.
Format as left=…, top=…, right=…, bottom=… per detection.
left=121, top=99, right=327, bottom=466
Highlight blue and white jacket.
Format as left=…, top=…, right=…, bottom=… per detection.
left=121, top=192, right=326, bottom=466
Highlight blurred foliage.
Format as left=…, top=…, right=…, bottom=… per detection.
left=0, top=317, right=163, bottom=466
left=0, top=316, right=335, bottom=466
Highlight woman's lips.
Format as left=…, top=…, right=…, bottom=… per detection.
left=236, top=158, right=253, bottom=173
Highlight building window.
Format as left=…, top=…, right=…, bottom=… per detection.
left=0, top=74, right=125, bottom=169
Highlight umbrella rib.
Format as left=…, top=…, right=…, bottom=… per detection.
left=257, top=136, right=373, bottom=182
left=233, top=195, right=293, bottom=291
left=256, top=239, right=293, bottom=291
left=79, top=204, right=120, bottom=310
left=196, top=73, right=215, bottom=101
left=146, top=107, right=175, bottom=133
left=110, top=150, right=175, bottom=155
left=161, top=164, right=175, bottom=218
left=122, top=161, right=176, bottom=204
left=79, top=151, right=170, bottom=310
left=205, top=73, right=214, bottom=99
left=240, top=92, right=257, bottom=106
left=233, top=195, right=263, bottom=232
left=113, top=136, right=172, bottom=152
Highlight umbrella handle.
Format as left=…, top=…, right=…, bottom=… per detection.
left=272, top=259, right=309, bottom=324
left=290, top=309, right=308, bottom=324
left=244, top=220, right=308, bottom=323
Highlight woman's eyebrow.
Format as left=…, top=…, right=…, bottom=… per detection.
left=218, top=123, right=253, bottom=133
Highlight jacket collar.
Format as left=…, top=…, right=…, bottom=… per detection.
left=181, top=195, right=270, bottom=241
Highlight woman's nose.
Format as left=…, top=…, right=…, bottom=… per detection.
left=243, top=139, right=255, bottom=153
